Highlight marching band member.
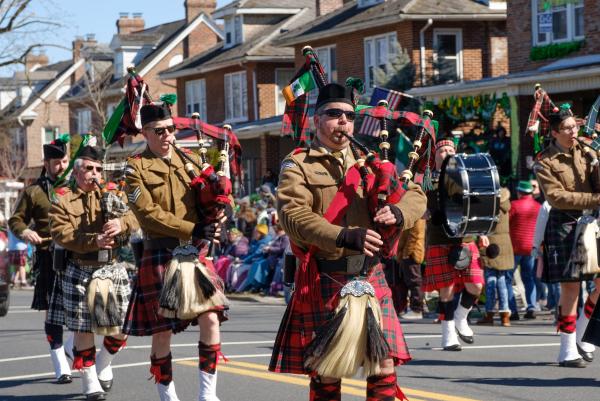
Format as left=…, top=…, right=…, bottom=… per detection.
left=49, top=146, right=138, bottom=400
left=9, top=138, right=73, bottom=384
left=123, top=103, right=227, bottom=401
left=422, top=138, right=484, bottom=351
left=534, top=104, right=600, bottom=368
left=269, top=82, right=426, bottom=400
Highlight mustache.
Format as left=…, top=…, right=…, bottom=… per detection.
left=334, top=126, right=351, bottom=134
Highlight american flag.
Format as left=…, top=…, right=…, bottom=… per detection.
left=358, top=87, right=405, bottom=137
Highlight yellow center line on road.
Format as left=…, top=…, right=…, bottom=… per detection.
left=177, top=360, right=482, bottom=401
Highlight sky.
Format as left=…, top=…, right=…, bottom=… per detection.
left=11, top=0, right=233, bottom=70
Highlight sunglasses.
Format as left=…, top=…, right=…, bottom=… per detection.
left=85, top=165, right=103, bottom=173
left=149, top=125, right=176, bottom=136
left=321, top=108, right=356, bottom=121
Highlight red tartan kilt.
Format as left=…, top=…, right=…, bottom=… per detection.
left=269, top=263, right=411, bottom=375
left=8, top=250, right=27, bottom=266
left=123, top=248, right=228, bottom=336
left=423, top=243, right=484, bottom=292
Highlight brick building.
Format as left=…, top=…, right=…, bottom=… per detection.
left=61, top=1, right=223, bottom=165
left=160, top=0, right=319, bottom=192
left=411, top=0, right=600, bottom=178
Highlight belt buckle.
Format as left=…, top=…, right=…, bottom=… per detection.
left=346, top=254, right=365, bottom=275
left=98, top=250, right=109, bottom=263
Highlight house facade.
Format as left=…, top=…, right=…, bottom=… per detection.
left=160, top=0, right=320, bottom=192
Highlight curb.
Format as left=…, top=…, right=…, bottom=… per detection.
left=226, top=293, right=286, bottom=305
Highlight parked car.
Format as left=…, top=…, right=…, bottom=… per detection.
left=0, top=230, right=9, bottom=317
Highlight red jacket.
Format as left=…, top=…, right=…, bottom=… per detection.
left=509, top=195, right=541, bottom=256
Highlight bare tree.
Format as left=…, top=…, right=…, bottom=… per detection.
left=0, top=0, right=67, bottom=70
left=0, top=129, right=27, bottom=180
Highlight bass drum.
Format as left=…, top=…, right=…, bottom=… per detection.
left=439, top=153, right=500, bottom=238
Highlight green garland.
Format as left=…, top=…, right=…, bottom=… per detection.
left=543, top=0, right=581, bottom=11
left=530, top=40, right=584, bottom=61
left=423, top=92, right=510, bottom=125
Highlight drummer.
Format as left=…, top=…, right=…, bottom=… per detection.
left=422, top=137, right=485, bottom=351
left=534, top=104, right=600, bottom=368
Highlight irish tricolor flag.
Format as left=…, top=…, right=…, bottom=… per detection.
left=282, top=70, right=316, bottom=105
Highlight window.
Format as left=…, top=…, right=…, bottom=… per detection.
left=315, top=45, right=337, bottom=83
left=433, top=29, right=463, bottom=84
left=275, top=68, right=295, bottom=115
left=224, top=71, right=247, bottom=122
left=114, top=51, right=138, bottom=79
left=185, top=79, right=207, bottom=120
left=532, top=0, right=584, bottom=46
left=224, top=15, right=243, bottom=48
left=364, top=33, right=398, bottom=89
left=77, top=108, right=92, bottom=134
left=42, top=127, right=57, bottom=146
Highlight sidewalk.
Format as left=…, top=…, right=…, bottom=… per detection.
left=226, top=292, right=286, bottom=305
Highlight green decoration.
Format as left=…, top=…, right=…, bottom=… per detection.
left=102, top=99, right=125, bottom=146
left=530, top=40, right=584, bottom=61
left=345, top=77, right=365, bottom=95
left=159, top=93, right=177, bottom=106
left=54, top=133, right=71, bottom=145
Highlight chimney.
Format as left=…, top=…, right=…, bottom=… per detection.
left=316, top=0, right=344, bottom=17
left=72, top=34, right=98, bottom=63
left=183, top=0, right=219, bottom=59
left=25, top=50, right=49, bottom=72
left=116, top=12, right=145, bottom=34
left=185, top=0, right=217, bottom=22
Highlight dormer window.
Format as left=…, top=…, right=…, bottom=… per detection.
left=114, top=50, right=139, bottom=79
left=224, top=15, right=243, bottom=48
left=358, top=0, right=384, bottom=8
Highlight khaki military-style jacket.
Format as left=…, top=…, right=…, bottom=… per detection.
left=49, top=187, right=138, bottom=254
left=124, top=147, right=201, bottom=240
left=277, top=142, right=427, bottom=260
left=534, top=140, right=600, bottom=211
left=480, top=187, right=514, bottom=270
left=9, top=178, right=53, bottom=250
left=397, top=218, right=426, bottom=264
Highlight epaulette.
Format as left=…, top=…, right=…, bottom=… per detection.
left=128, top=153, right=142, bottom=160
left=293, top=147, right=307, bottom=155
left=54, top=187, right=70, bottom=196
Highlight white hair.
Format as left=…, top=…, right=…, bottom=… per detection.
left=74, top=158, right=85, bottom=171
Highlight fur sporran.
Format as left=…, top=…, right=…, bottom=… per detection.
left=304, top=279, right=389, bottom=378
left=571, top=216, right=600, bottom=276
left=158, top=244, right=228, bottom=320
left=86, top=266, right=123, bottom=336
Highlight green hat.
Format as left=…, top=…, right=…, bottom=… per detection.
left=517, top=180, right=533, bottom=194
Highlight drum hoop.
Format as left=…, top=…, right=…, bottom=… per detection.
left=457, top=155, right=469, bottom=238
left=483, top=154, right=500, bottom=235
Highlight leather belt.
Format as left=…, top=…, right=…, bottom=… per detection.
left=71, top=251, right=105, bottom=261
left=143, top=237, right=180, bottom=250
left=316, top=254, right=379, bottom=275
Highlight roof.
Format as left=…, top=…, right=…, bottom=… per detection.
left=213, top=0, right=313, bottom=18
left=276, top=0, right=506, bottom=46
left=111, top=19, right=186, bottom=48
left=161, top=7, right=314, bottom=79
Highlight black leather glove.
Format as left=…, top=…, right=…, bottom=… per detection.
left=335, top=227, right=367, bottom=252
left=192, top=222, right=217, bottom=241
left=388, top=204, right=404, bottom=227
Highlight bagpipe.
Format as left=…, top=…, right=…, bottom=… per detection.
left=86, top=178, right=130, bottom=336
left=282, top=46, right=435, bottom=381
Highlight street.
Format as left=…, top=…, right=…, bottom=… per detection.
left=0, top=290, right=596, bottom=401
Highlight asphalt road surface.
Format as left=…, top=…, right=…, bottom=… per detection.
left=0, top=290, right=597, bottom=401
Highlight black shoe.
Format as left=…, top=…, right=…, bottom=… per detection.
left=509, top=313, right=520, bottom=321
left=456, top=330, right=474, bottom=344
left=524, top=310, right=536, bottom=319
left=99, top=379, right=113, bottom=392
left=443, top=344, right=462, bottom=351
left=85, top=392, right=106, bottom=401
left=56, top=374, right=72, bottom=384
left=577, top=344, right=594, bottom=363
left=559, top=358, right=587, bottom=368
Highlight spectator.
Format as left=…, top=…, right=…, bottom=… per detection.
left=478, top=188, right=513, bottom=326
left=261, top=168, right=277, bottom=193
left=231, top=224, right=271, bottom=292
left=509, top=180, right=542, bottom=319
left=215, top=228, right=249, bottom=284
left=8, top=229, right=31, bottom=289
left=244, top=224, right=289, bottom=294
left=236, top=200, right=257, bottom=239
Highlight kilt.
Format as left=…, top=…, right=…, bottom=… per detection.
left=423, top=243, right=483, bottom=292
left=31, top=250, right=55, bottom=310
left=46, top=272, right=65, bottom=326
left=123, top=248, right=228, bottom=336
left=61, top=261, right=131, bottom=333
left=8, top=249, right=27, bottom=266
left=269, top=262, right=411, bottom=375
left=542, top=209, right=595, bottom=283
